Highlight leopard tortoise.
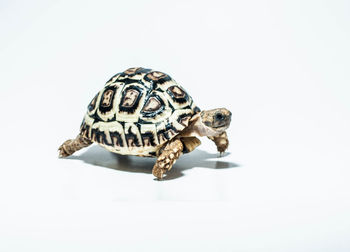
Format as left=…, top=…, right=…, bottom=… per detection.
left=58, top=67, right=232, bottom=179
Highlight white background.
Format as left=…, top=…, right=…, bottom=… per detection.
left=1, top=0, right=350, bottom=251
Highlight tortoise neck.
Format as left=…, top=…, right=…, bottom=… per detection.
left=180, top=113, right=218, bottom=137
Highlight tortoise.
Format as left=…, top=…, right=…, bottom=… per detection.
left=58, top=67, right=232, bottom=179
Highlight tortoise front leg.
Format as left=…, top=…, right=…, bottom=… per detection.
left=208, top=131, right=229, bottom=154
left=152, top=138, right=183, bottom=179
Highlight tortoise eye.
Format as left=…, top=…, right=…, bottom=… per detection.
left=215, top=113, right=224, bottom=121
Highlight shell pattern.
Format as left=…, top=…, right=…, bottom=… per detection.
left=80, top=67, right=200, bottom=157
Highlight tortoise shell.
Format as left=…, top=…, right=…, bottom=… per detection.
left=80, top=67, right=200, bottom=157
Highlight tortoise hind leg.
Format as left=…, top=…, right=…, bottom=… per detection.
left=58, top=134, right=92, bottom=158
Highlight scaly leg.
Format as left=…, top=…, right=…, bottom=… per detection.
left=181, top=137, right=201, bottom=153
left=208, top=131, right=229, bottom=154
left=152, top=138, right=183, bottom=179
left=58, top=134, right=92, bottom=158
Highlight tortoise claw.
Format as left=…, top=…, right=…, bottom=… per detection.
left=152, top=167, right=164, bottom=180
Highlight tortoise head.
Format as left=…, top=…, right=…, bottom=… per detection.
left=200, top=108, right=232, bottom=136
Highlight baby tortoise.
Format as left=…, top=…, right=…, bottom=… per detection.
left=59, top=67, right=232, bottom=179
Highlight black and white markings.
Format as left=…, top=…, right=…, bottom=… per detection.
left=80, top=120, right=90, bottom=139
left=99, top=86, right=117, bottom=114
left=143, top=71, right=172, bottom=85
left=81, top=67, right=198, bottom=156
left=124, top=123, right=142, bottom=148
left=123, top=67, right=152, bottom=76
left=166, top=85, right=189, bottom=104
left=141, top=94, right=165, bottom=117
left=106, top=131, right=123, bottom=148
left=155, top=121, right=179, bottom=145
left=93, top=85, right=119, bottom=122
left=106, top=73, right=121, bottom=84
left=141, top=132, right=157, bottom=147
left=87, top=93, right=98, bottom=112
left=119, top=85, right=143, bottom=114
left=140, top=124, right=159, bottom=148
left=177, top=113, right=192, bottom=127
